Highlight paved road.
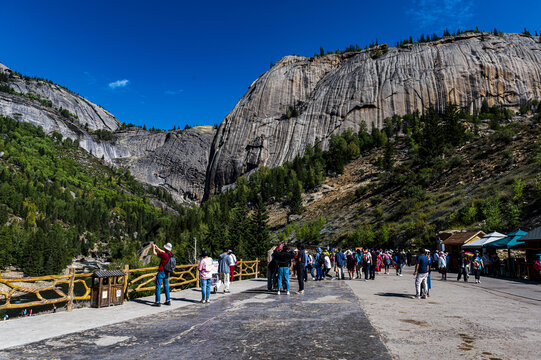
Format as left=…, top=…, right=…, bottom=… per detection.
left=0, top=281, right=391, bottom=360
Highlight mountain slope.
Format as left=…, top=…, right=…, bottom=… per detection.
left=205, top=32, right=541, bottom=197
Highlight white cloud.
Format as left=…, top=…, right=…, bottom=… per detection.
left=164, top=89, right=184, bottom=95
left=108, top=79, right=130, bottom=89
left=407, top=0, right=475, bottom=33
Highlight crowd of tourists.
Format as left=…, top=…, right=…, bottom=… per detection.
left=266, top=245, right=412, bottom=295
left=150, top=241, right=491, bottom=306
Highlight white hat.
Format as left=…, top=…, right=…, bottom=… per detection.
left=164, top=243, right=172, bottom=251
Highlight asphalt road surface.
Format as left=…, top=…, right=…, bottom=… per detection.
left=0, top=280, right=391, bottom=360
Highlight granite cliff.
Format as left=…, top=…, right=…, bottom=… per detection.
left=0, top=64, right=215, bottom=203
left=2, top=32, right=541, bottom=203
left=205, top=32, right=541, bottom=197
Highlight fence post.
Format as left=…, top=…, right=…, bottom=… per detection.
left=239, top=260, right=243, bottom=281
left=196, top=265, right=200, bottom=288
left=123, top=264, right=130, bottom=300
left=67, top=267, right=75, bottom=311
left=255, top=259, right=259, bottom=279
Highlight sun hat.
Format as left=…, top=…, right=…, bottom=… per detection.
left=164, top=243, right=172, bottom=251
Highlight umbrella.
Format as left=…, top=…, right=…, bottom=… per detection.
left=484, top=230, right=528, bottom=249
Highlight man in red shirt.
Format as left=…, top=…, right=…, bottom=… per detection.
left=152, top=242, right=173, bottom=307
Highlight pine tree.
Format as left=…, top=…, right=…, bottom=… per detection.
left=288, top=181, right=303, bottom=215
left=249, top=196, right=271, bottom=259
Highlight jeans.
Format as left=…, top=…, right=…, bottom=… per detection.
left=369, top=264, right=376, bottom=279
left=277, top=266, right=290, bottom=291
left=363, top=264, right=370, bottom=280
left=474, top=269, right=481, bottom=281
left=309, top=266, right=316, bottom=278
left=201, top=278, right=211, bottom=301
left=219, top=272, right=230, bottom=291
left=155, top=271, right=170, bottom=303
left=457, top=267, right=469, bottom=282
left=336, top=266, right=345, bottom=279
left=415, top=272, right=428, bottom=296
left=297, top=264, right=305, bottom=291
left=267, top=268, right=276, bottom=291
left=316, top=265, right=323, bottom=280
left=396, top=263, right=404, bottom=275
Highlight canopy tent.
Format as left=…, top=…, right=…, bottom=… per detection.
left=484, top=230, right=528, bottom=249
left=462, top=232, right=506, bottom=248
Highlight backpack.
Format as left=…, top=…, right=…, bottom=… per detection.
left=362, top=253, right=369, bottom=264
left=316, top=254, right=324, bottom=266
left=163, top=251, right=177, bottom=273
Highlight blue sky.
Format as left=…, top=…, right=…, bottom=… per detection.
left=2, top=0, right=540, bottom=130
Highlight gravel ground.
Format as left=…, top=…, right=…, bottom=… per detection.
left=346, top=266, right=541, bottom=360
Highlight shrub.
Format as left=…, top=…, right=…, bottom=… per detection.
left=490, top=127, right=515, bottom=144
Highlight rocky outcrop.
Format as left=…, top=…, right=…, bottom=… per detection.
left=0, top=64, right=215, bottom=203
left=111, top=126, right=216, bottom=203
left=205, top=32, right=541, bottom=197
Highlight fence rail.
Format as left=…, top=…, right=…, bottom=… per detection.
left=0, top=259, right=260, bottom=311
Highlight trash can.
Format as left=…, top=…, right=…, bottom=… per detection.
left=91, top=270, right=127, bottom=308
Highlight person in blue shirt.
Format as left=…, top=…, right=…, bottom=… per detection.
left=315, top=248, right=324, bottom=281
left=354, top=250, right=363, bottom=279
left=335, top=249, right=346, bottom=280
left=413, top=248, right=430, bottom=299
left=472, top=250, right=484, bottom=284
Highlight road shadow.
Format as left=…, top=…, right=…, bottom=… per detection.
left=172, top=298, right=201, bottom=304
left=131, top=298, right=156, bottom=305
left=375, top=292, right=414, bottom=299
left=241, top=289, right=269, bottom=294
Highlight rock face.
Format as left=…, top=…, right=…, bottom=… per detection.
left=0, top=64, right=215, bottom=203
left=111, top=126, right=216, bottom=203
left=205, top=32, right=541, bottom=197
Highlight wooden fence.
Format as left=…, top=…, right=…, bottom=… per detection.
left=0, top=259, right=259, bottom=311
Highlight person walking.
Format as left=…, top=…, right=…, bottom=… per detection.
left=383, top=251, right=392, bottom=274
left=323, top=252, right=334, bottom=280
left=267, top=245, right=277, bottom=292
left=355, top=249, right=363, bottom=279
left=413, top=248, right=430, bottom=299
left=335, top=249, right=346, bottom=280
left=307, top=252, right=315, bottom=279
left=198, top=250, right=213, bottom=303
left=426, top=250, right=432, bottom=297
left=457, top=250, right=470, bottom=282
left=346, top=251, right=356, bottom=280
left=297, top=245, right=307, bottom=294
left=396, top=250, right=406, bottom=276
left=274, top=245, right=293, bottom=295
left=219, top=248, right=233, bottom=293
left=472, top=251, right=484, bottom=284
left=438, top=251, right=447, bottom=280
left=152, top=242, right=173, bottom=307
left=362, top=249, right=371, bottom=281
left=315, top=247, right=324, bottom=281
left=228, top=250, right=237, bottom=282
left=369, top=249, right=377, bottom=280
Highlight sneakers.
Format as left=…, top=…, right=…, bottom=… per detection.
left=152, top=303, right=161, bottom=307
left=200, top=300, right=205, bottom=304
left=297, top=290, right=304, bottom=295
left=286, top=291, right=290, bottom=295
left=164, top=301, right=171, bottom=306
left=415, top=295, right=420, bottom=299
left=205, top=299, right=211, bottom=304
left=421, top=295, right=426, bottom=299
left=276, top=291, right=281, bottom=295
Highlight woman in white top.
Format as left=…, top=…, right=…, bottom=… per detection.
left=437, top=251, right=447, bottom=280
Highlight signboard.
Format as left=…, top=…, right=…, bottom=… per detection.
left=102, top=290, right=108, bottom=299
left=116, top=289, right=121, bottom=298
